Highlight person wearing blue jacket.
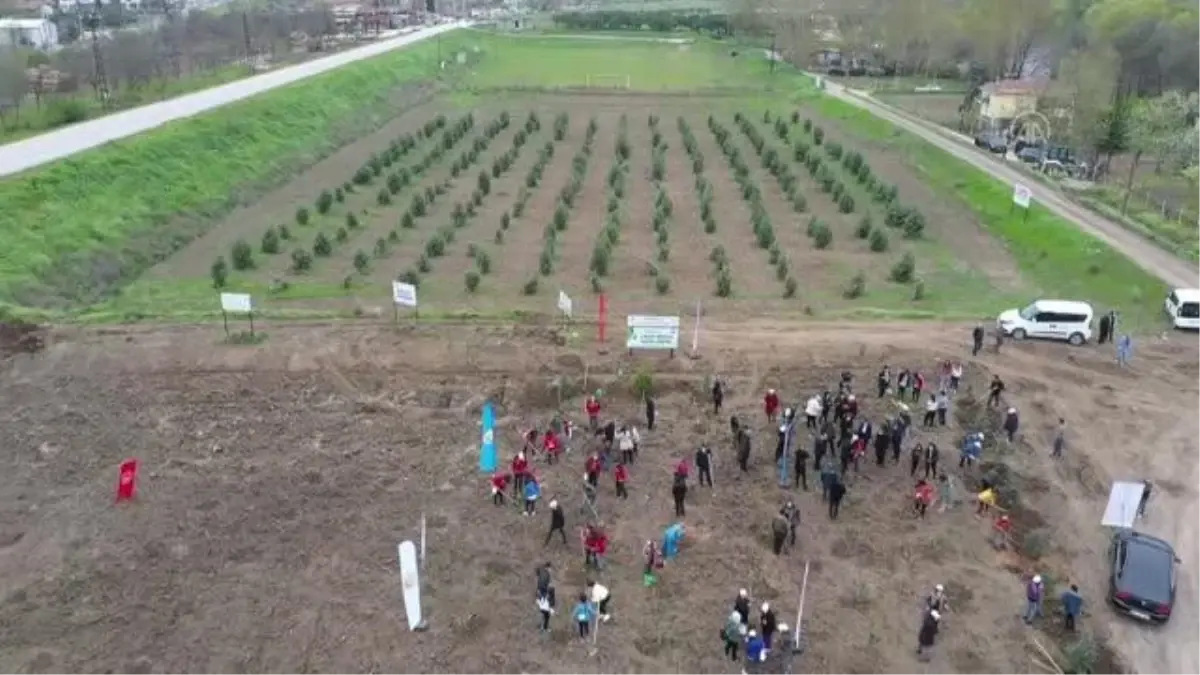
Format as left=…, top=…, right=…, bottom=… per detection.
left=572, top=593, right=596, bottom=639
left=1060, top=584, right=1083, bottom=631
left=523, top=476, right=541, bottom=516
left=745, top=629, right=767, bottom=671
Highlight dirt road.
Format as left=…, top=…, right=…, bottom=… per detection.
left=0, top=22, right=467, bottom=178
left=821, top=79, right=1198, bottom=290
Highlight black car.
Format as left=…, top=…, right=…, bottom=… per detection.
left=973, top=133, right=1007, bottom=154
left=1108, top=530, right=1179, bottom=623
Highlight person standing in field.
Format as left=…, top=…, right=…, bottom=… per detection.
left=828, top=478, right=847, bottom=520
left=923, top=442, right=939, bottom=480
left=614, top=461, right=629, bottom=499
left=1060, top=584, right=1083, bottom=631
left=734, top=588, right=751, bottom=627
left=972, top=324, right=985, bottom=356
left=645, top=395, right=656, bottom=430
left=1051, top=418, right=1067, bottom=458
left=696, top=445, right=714, bottom=487
left=536, top=588, right=555, bottom=634
left=585, top=394, right=601, bottom=431
left=916, top=609, right=940, bottom=661
left=911, top=371, right=925, bottom=403
left=722, top=610, right=744, bottom=662
left=987, top=375, right=1005, bottom=407
left=711, top=379, right=724, bottom=416
left=587, top=579, right=612, bottom=622
left=759, top=602, right=778, bottom=649
left=771, top=512, right=789, bottom=555
left=523, top=474, right=541, bottom=516
left=617, top=426, right=635, bottom=465
left=544, top=499, right=567, bottom=545
left=764, top=389, right=780, bottom=424
left=1023, top=575, right=1045, bottom=625
left=572, top=592, right=596, bottom=639
left=804, top=394, right=822, bottom=429
left=671, top=471, right=688, bottom=517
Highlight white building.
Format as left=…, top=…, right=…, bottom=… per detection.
left=0, top=17, right=59, bottom=50
left=53, top=0, right=144, bottom=13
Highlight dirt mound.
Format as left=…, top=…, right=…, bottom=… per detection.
left=0, top=322, right=45, bottom=359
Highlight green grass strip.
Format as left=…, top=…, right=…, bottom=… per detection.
left=805, top=94, right=1170, bottom=330
left=0, top=29, right=473, bottom=309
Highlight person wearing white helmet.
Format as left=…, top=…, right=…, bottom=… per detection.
left=1023, top=574, right=1045, bottom=624
left=759, top=602, right=778, bottom=649
left=925, top=584, right=948, bottom=613
left=733, top=588, right=751, bottom=626
left=776, top=622, right=797, bottom=674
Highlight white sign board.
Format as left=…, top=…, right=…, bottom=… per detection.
left=626, top=315, right=681, bottom=350
left=1102, top=481, right=1146, bottom=529
left=392, top=281, right=418, bottom=308
left=1012, top=183, right=1033, bottom=209
left=557, top=290, right=573, bottom=317
left=220, top=292, right=252, bottom=314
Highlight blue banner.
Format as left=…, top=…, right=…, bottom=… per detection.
left=479, top=402, right=497, bottom=473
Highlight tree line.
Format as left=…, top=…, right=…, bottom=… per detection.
left=551, top=10, right=732, bottom=36
left=0, top=5, right=341, bottom=135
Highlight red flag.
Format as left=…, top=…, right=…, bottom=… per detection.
left=116, top=458, right=138, bottom=502
left=598, top=293, right=608, bottom=344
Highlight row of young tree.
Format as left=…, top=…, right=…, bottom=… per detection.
left=0, top=5, right=340, bottom=133
left=551, top=10, right=732, bottom=36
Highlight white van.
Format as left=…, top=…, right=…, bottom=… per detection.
left=997, top=299, right=1094, bottom=346
left=1164, top=288, right=1200, bottom=330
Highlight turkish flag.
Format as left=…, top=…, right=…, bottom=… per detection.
left=116, top=459, right=138, bottom=502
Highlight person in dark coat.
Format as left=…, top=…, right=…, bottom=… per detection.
left=972, top=324, right=985, bottom=356
left=793, top=445, right=809, bottom=490
left=987, top=375, right=1005, bottom=408
left=781, top=501, right=799, bottom=547
left=696, top=445, right=714, bottom=487
left=544, top=500, right=567, bottom=545
left=924, top=442, right=939, bottom=479
left=874, top=420, right=891, bottom=466
left=759, top=602, right=778, bottom=650
left=1003, top=407, right=1020, bottom=442
left=734, top=589, right=751, bottom=626
left=916, top=609, right=940, bottom=660
left=910, top=443, right=922, bottom=477
left=1098, top=312, right=1112, bottom=344
left=819, top=390, right=833, bottom=424
left=891, top=417, right=905, bottom=463
left=645, top=396, right=656, bottom=430
left=737, top=430, right=751, bottom=473
left=671, top=472, right=688, bottom=517
left=711, top=379, right=724, bottom=415
left=828, top=479, right=847, bottom=519
left=775, top=424, right=787, bottom=466
left=838, top=435, right=853, bottom=476
left=812, top=428, right=829, bottom=472
left=770, top=512, right=789, bottom=555
left=876, top=366, right=891, bottom=398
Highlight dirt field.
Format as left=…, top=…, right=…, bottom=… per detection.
left=135, top=93, right=1017, bottom=320
left=0, top=318, right=1194, bottom=673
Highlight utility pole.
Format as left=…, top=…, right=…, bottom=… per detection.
left=241, top=11, right=253, bottom=73
left=87, top=0, right=110, bottom=109
left=769, top=33, right=777, bottom=75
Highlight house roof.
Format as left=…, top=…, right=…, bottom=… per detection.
left=982, top=78, right=1049, bottom=96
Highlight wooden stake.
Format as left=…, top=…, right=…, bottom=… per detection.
left=1031, top=635, right=1064, bottom=674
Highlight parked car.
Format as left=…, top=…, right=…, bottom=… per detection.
left=1164, top=288, right=1200, bottom=330
left=1108, top=530, right=1179, bottom=623
left=973, top=132, right=1007, bottom=154
left=996, top=299, right=1093, bottom=345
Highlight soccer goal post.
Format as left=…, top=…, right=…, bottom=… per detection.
left=585, top=74, right=631, bottom=89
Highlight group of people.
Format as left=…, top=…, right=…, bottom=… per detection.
left=721, top=589, right=798, bottom=673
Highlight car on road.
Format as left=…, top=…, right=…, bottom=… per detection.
left=973, top=132, right=1008, bottom=154
left=1164, top=288, right=1200, bottom=330
left=996, top=299, right=1093, bottom=345
left=1108, top=529, right=1179, bottom=623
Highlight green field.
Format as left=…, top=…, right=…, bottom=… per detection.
left=0, top=29, right=1174, bottom=331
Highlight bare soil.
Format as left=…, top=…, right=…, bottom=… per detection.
left=0, top=319, right=1194, bottom=673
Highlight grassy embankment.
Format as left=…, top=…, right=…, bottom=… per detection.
left=0, top=29, right=474, bottom=320
left=806, top=95, right=1170, bottom=331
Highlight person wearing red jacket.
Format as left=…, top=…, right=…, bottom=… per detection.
left=850, top=435, right=867, bottom=473
left=764, top=389, right=781, bottom=424
left=490, top=471, right=509, bottom=506
left=543, top=429, right=562, bottom=464
left=511, top=452, right=530, bottom=498
left=914, top=479, right=936, bottom=519
left=912, top=371, right=925, bottom=403
left=585, top=395, right=602, bottom=431
left=584, top=524, right=609, bottom=569
left=614, top=461, right=629, bottom=499
left=674, top=458, right=690, bottom=479
left=584, top=453, right=602, bottom=488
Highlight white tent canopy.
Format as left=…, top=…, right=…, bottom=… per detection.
left=1102, top=481, right=1145, bottom=529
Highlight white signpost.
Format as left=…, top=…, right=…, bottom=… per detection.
left=626, top=314, right=681, bottom=358
left=391, top=281, right=418, bottom=321
left=557, top=290, right=573, bottom=319
left=690, top=300, right=702, bottom=358
left=219, top=292, right=255, bottom=337
left=1012, top=183, right=1033, bottom=220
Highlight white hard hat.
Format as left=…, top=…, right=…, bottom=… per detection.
left=930, top=609, right=941, bottom=621
left=761, top=602, right=769, bottom=612
left=768, top=388, right=776, bottom=394
left=748, top=629, right=757, bottom=637
left=935, top=584, right=944, bottom=592
left=1007, top=407, right=1016, bottom=414
left=778, top=623, right=789, bottom=633
left=1033, top=575, right=1042, bottom=584
left=739, top=588, right=748, bottom=597
left=549, top=499, right=558, bottom=509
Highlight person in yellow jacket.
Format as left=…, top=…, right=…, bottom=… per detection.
left=976, top=486, right=997, bottom=515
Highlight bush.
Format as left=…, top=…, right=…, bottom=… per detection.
left=210, top=256, right=228, bottom=288
left=590, top=273, right=603, bottom=293
left=885, top=203, right=908, bottom=229
left=813, top=224, right=833, bottom=249
left=231, top=239, right=254, bottom=270
left=590, top=245, right=610, bottom=276
left=869, top=227, right=889, bottom=252
left=784, top=276, right=798, bottom=298
left=352, top=250, right=369, bottom=274
left=425, top=236, right=446, bottom=258
left=802, top=119, right=812, bottom=133
left=501, top=211, right=511, bottom=230
left=410, top=193, right=427, bottom=217
left=838, top=193, right=856, bottom=214
left=539, top=250, right=554, bottom=276
left=377, top=189, right=391, bottom=206
left=657, top=245, right=670, bottom=263
left=855, top=216, right=872, bottom=239
left=792, top=193, right=807, bottom=213
left=890, top=252, right=916, bottom=283
left=912, top=279, right=926, bottom=301
left=465, top=270, right=481, bottom=292
left=715, top=270, right=732, bottom=297
left=401, top=212, right=415, bottom=229
left=291, top=249, right=313, bottom=272
left=903, top=210, right=926, bottom=239
left=295, top=207, right=310, bottom=226
left=522, top=277, right=539, bottom=295
left=316, top=190, right=333, bottom=214
left=843, top=272, right=866, bottom=299
left=335, top=187, right=345, bottom=203
left=398, top=269, right=420, bottom=287
left=478, top=171, right=491, bottom=196
left=374, top=238, right=388, bottom=258
left=261, top=227, right=280, bottom=254
left=313, top=233, right=333, bottom=257
left=388, top=229, right=399, bottom=243
left=704, top=216, right=717, bottom=233
left=476, top=251, right=492, bottom=274
left=813, top=127, right=825, bottom=145
left=335, top=227, right=349, bottom=243
left=417, top=254, right=431, bottom=273
left=346, top=213, right=359, bottom=229
left=655, top=276, right=671, bottom=295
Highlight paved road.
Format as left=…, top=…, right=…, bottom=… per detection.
left=0, top=21, right=468, bottom=178
left=821, top=80, right=1199, bottom=290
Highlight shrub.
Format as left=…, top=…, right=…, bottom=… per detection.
left=478, top=171, right=491, bottom=195
left=398, top=269, right=420, bottom=287
left=784, top=276, right=798, bottom=298
left=802, top=119, right=812, bottom=133
left=388, top=229, right=400, bottom=243
left=869, top=227, right=889, bottom=252
left=425, top=236, right=446, bottom=258
left=476, top=251, right=492, bottom=274
left=335, top=227, right=349, bottom=243
left=645, top=261, right=659, bottom=277
left=374, top=238, right=388, bottom=258
left=401, top=212, right=415, bottom=229
left=501, top=211, right=511, bottom=230
left=316, top=190, right=333, bottom=214
left=885, top=203, right=908, bottom=229
left=775, top=257, right=789, bottom=281
left=838, top=193, right=856, bottom=214
left=522, top=277, right=539, bottom=295
left=704, top=217, right=717, bottom=233
left=411, top=193, right=427, bottom=217
left=346, top=213, right=360, bottom=229
left=295, top=207, right=310, bottom=226
left=655, top=276, right=671, bottom=295
left=903, top=210, right=926, bottom=239
left=913, top=279, right=926, bottom=301
left=417, top=254, right=431, bottom=273
left=843, top=272, right=866, bottom=299
left=353, top=250, right=370, bottom=274
left=539, top=250, right=554, bottom=276
left=335, top=187, right=345, bottom=203
left=890, top=252, right=916, bottom=283
left=231, top=239, right=254, bottom=270
left=353, top=167, right=371, bottom=185
left=813, top=127, right=825, bottom=145
left=792, top=193, right=807, bottom=213
left=813, top=224, right=833, bottom=249
left=590, top=245, right=611, bottom=276
left=590, top=273, right=603, bottom=293
left=855, top=216, right=872, bottom=239
left=657, top=245, right=670, bottom=263
left=377, top=189, right=391, bottom=206
left=465, top=270, right=481, bottom=292
left=715, top=269, right=732, bottom=297
left=553, top=203, right=569, bottom=231
left=291, top=249, right=313, bottom=272
left=210, top=256, right=228, bottom=288
left=313, top=233, right=333, bottom=256
left=261, top=227, right=280, bottom=254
